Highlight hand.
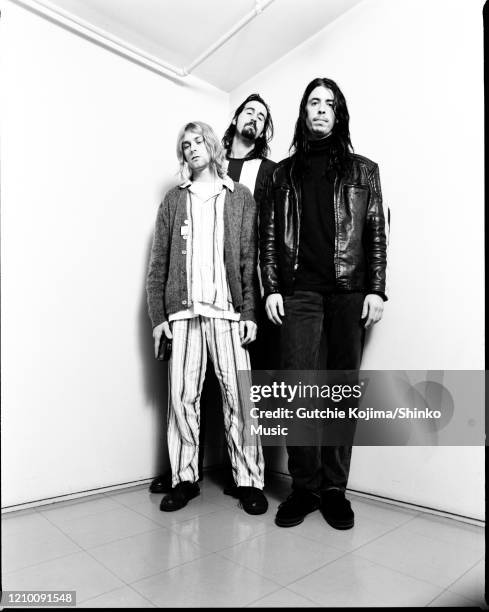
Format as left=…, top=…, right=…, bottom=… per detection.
left=239, top=320, right=257, bottom=345
left=265, top=294, right=284, bottom=325
left=361, top=294, right=384, bottom=329
left=153, top=321, right=172, bottom=357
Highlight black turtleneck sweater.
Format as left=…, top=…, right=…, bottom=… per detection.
left=294, top=137, right=337, bottom=293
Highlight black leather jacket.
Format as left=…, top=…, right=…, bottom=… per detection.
left=260, top=153, right=388, bottom=299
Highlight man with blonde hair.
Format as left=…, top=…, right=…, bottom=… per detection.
left=146, top=121, right=267, bottom=514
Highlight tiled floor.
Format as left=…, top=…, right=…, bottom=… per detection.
left=2, top=473, right=486, bottom=608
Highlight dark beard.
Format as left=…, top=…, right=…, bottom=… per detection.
left=241, top=125, right=257, bottom=140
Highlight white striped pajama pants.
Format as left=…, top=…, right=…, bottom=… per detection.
left=168, top=316, right=265, bottom=488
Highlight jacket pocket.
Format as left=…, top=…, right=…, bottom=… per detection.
left=343, top=184, right=369, bottom=213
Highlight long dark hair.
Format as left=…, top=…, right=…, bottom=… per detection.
left=222, top=93, right=274, bottom=160
left=290, top=78, right=353, bottom=178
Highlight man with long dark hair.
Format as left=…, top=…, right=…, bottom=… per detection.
left=223, top=93, right=279, bottom=370
left=222, top=93, right=276, bottom=214
left=218, top=94, right=278, bottom=496
left=261, top=78, right=388, bottom=529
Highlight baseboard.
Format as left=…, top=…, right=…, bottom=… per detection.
left=267, top=469, right=485, bottom=527
left=2, top=466, right=485, bottom=527
left=0, top=463, right=226, bottom=514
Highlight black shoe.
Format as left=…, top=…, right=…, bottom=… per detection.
left=149, top=473, right=173, bottom=494
left=275, top=490, right=320, bottom=527
left=236, top=486, right=268, bottom=515
left=320, top=489, right=354, bottom=530
left=223, top=477, right=238, bottom=498
left=159, top=481, right=200, bottom=512
left=222, top=469, right=238, bottom=497
left=223, top=484, right=238, bottom=497
left=150, top=472, right=203, bottom=494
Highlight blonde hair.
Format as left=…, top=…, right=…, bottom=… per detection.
left=176, top=121, right=227, bottom=181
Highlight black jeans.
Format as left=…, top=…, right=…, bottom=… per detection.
left=280, top=291, right=365, bottom=492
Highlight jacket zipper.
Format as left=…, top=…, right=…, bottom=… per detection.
left=333, top=175, right=339, bottom=281
left=292, top=170, right=301, bottom=271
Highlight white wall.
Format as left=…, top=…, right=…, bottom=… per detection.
left=231, top=0, right=485, bottom=519
left=1, top=1, right=228, bottom=507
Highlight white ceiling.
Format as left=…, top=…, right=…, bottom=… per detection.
left=34, top=0, right=364, bottom=91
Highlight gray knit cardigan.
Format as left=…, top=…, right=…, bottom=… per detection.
left=146, top=181, right=259, bottom=328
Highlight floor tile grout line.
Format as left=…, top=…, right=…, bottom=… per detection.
left=212, top=529, right=357, bottom=591
left=284, top=510, right=420, bottom=556
left=125, top=551, right=248, bottom=592
left=4, top=504, right=93, bottom=577
left=441, top=556, right=486, bottom=598
left=127, top=549, right=217, bottom=587
left=389, top=524, right=485, bottom=553
left=35, top=500, right=142, bottom=526
left=210, top=550, right=291, bottom=591
left=27, top=510, right=144, bottom=595
left=121, top=550, right=286, bottom=608
left=3, top=548, right=86, bottom=579
left=129, top=507, right=226, bottom=543
left=30, top=491, right=171, bottom=533
left=76, top=543, right=215, bottom=605
left=284, top=547, right=356, bottom=591
left=37, top=508, right=212, bottom=607
left=37, top=505, right=175, bottom=571
left=83, top=524, right=172, bottom=552
left=348, top=508, right=485, bottom=558
left=100, top=493, right=158, bottom=510
left=243, top=584, right=322, bottom=608
left=128, top=496, right=225, bottom=526
left=165, top=514, right=276, bottom=556
left=424, top=583, right=485, bottom=608
left=283, top=536, right=456, bottom=595
left=124, top=557, right=281, bottom=609
left=285, top=567, right=443, bottom=609
left=423, top=585, right=459, bottom=607
left=212, top=509, right=355, bottom=555
left=3, top=538, right=153, bottom=605
left=277, top=586, right=322, bottom=608
left=349, top=548, right=481, bottom=593
left=83, top=525, right=214, bottom=570
left=352, top=506, right=486, bottom=588
left=285, top=568, right=444, bottom=609
left=286, top=554, right=445, bottom=608
left=50, top=510, right=164, bottom=547
left=243, top=586, right=286, bottom=608
left=79, top=581, right=158, bottom=608
left=63, top=505, right=174, bottom=531
left=76, top=583, right=153, bottom=607
left=202, top=519, right=280, bottom=555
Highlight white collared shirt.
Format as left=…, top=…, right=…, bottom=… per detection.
left=169, top=175, right=240, bottom=322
